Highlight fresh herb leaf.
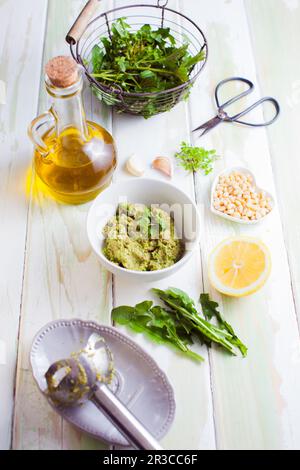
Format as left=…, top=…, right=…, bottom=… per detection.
left=153, top=290, right=235, bottom=354
left=137, top=213, right=151, bottom=236
left=154, top=287, right=197, bottom=314
left=140, top=70, right=156, bottom=79
left=199, top=293, right=220, bottom=321
left=153, top=288, right=247, bottom=357
left=157, top=216, right=167, bottom=231
left=200, top=294, right=248, bottom=357
left=111, top=17, right=130, bottom=38
left=91, top=45, right=104, bottom=72
left=115, top=56, right=127, bottom=72
left=89, top=18, right=206, bottom=118
left=112, top=301, right=204, bottom=362
left=112, top=288, right=247, bottom=363
left=182, top=50, right=206, bottom=68
left=175, top=142, right=218, bottom=174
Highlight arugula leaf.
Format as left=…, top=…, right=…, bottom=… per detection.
left=153, top=290, right=235, bottom=354
left=91, top=45, right=104, bottom=72
left=112, top=288, right=247, bottom=363
left=137, top=213, right=151, bottom=237
left=153, top=288, right=247, bottom=357
left=175, top=142, right=218, bottom=174
left=111, top=17, right=130, bottom=38
left=89, top=18, right=206, bottom=118
left=137, top=208, right=168, bottom=238
left=112, top=301, right=204, bottom=362
left=140, top=70, right=156, bottom=79
left=156, top=216, right=167, bottom=232
left=182, top=50, right=206, bottom=68
left=200, top=294, right=248, bottom=357
left=116, top=56, right=127, bottom=72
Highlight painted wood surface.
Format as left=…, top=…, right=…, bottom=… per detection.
left=0, top=0, right=48, bottom=450
left=244, top=0, right=300, bottom=325
left=1, top=0, right=300, bottom=450
left=13, top=0, right=112, bottom=451
left=184, top=0, right=300, bottom=449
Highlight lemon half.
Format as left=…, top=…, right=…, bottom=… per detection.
left=208, top=236, right=271, bottom=297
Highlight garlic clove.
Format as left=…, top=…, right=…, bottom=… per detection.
left=152, top=157, right=173, bottom=178
left=126, top=155, right=145, bottom=177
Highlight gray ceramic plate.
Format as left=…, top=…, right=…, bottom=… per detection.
left=30, top=319, right=176, bottom=447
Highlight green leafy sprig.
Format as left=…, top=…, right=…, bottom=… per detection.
left=175, top=142, right=218, bottom=174
left=112, top=288, right=247, bottom=362
left=90, top=18, right=206, bottom=117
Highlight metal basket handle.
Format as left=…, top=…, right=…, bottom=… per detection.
left=66, top=0, right=101, bottom=45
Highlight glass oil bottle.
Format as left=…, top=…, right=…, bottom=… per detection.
left=28, top=56, right=117, bottom=204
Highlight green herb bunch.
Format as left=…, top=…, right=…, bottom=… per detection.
left=175, top=142, right=218, bottom=174
left=112, top=288, right=247, bottom=362
left=90, top=18, right=205, bottom=118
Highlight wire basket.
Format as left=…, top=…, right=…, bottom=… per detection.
left=69, top=0, right=208, bottom=118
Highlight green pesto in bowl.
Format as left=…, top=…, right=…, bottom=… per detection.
left=102, top=203, right=183, bottom=272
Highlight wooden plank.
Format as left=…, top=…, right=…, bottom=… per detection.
left=12, top=0, right=113, bottom=450
left=182, top=0, right=300, bottom=449
left=0, top=0, right=48, bottom=450
left=244, top=0, right=300, bottom=324
left=110, top=0, right=216, bottom=450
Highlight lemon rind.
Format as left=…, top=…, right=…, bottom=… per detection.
left=208, top=236, right=272, bottom=297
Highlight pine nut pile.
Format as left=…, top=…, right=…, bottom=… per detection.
left=213, top=171, right=273, bottom=222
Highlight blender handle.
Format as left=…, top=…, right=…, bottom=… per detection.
left=28, top=109, right=56, bottom=156
left=91, top=384, right=163, bottom=450
left=66, top=0, right=101, bottom=45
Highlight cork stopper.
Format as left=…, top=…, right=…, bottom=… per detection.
left=45, top=56, right=78, bottom=88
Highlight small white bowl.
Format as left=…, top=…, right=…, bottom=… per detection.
left=210, top=166, right=275, bottom=225
left=87, top=178, right=200, bottom=282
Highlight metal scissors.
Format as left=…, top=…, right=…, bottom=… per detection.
left=193, top=77, right=280, bottom=138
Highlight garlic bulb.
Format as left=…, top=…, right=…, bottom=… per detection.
left=126, top=155, right=145, bottom=177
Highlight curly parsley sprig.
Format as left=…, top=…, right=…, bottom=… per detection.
left=175, top=141, right=218, bottom=175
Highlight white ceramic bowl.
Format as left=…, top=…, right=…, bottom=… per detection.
left=210, top=166, right=275, bottom=225
left=87, top=178, right=200, bottom=282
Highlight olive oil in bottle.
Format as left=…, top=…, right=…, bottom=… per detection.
left=29, top=56, right=117, bottom=204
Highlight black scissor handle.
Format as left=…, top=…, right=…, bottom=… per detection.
left=215, top=77, right=254, bottom=110
left=228, top=96, right=281, bottom=127
left=216, top=77, right=280, bottom=127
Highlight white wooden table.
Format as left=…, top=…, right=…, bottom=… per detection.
left=1, top=0, right=300, bottom=450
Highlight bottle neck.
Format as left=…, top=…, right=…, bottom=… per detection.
left=45, top=73, right=89, bottom=140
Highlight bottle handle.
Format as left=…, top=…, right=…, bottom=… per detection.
left=28, top=108, right=56, bottom=156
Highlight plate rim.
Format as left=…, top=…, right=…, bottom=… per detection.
left=30, top=318, right=176, bottom=446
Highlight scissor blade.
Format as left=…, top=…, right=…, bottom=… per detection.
left=192, top=115, right=222, bottom=137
